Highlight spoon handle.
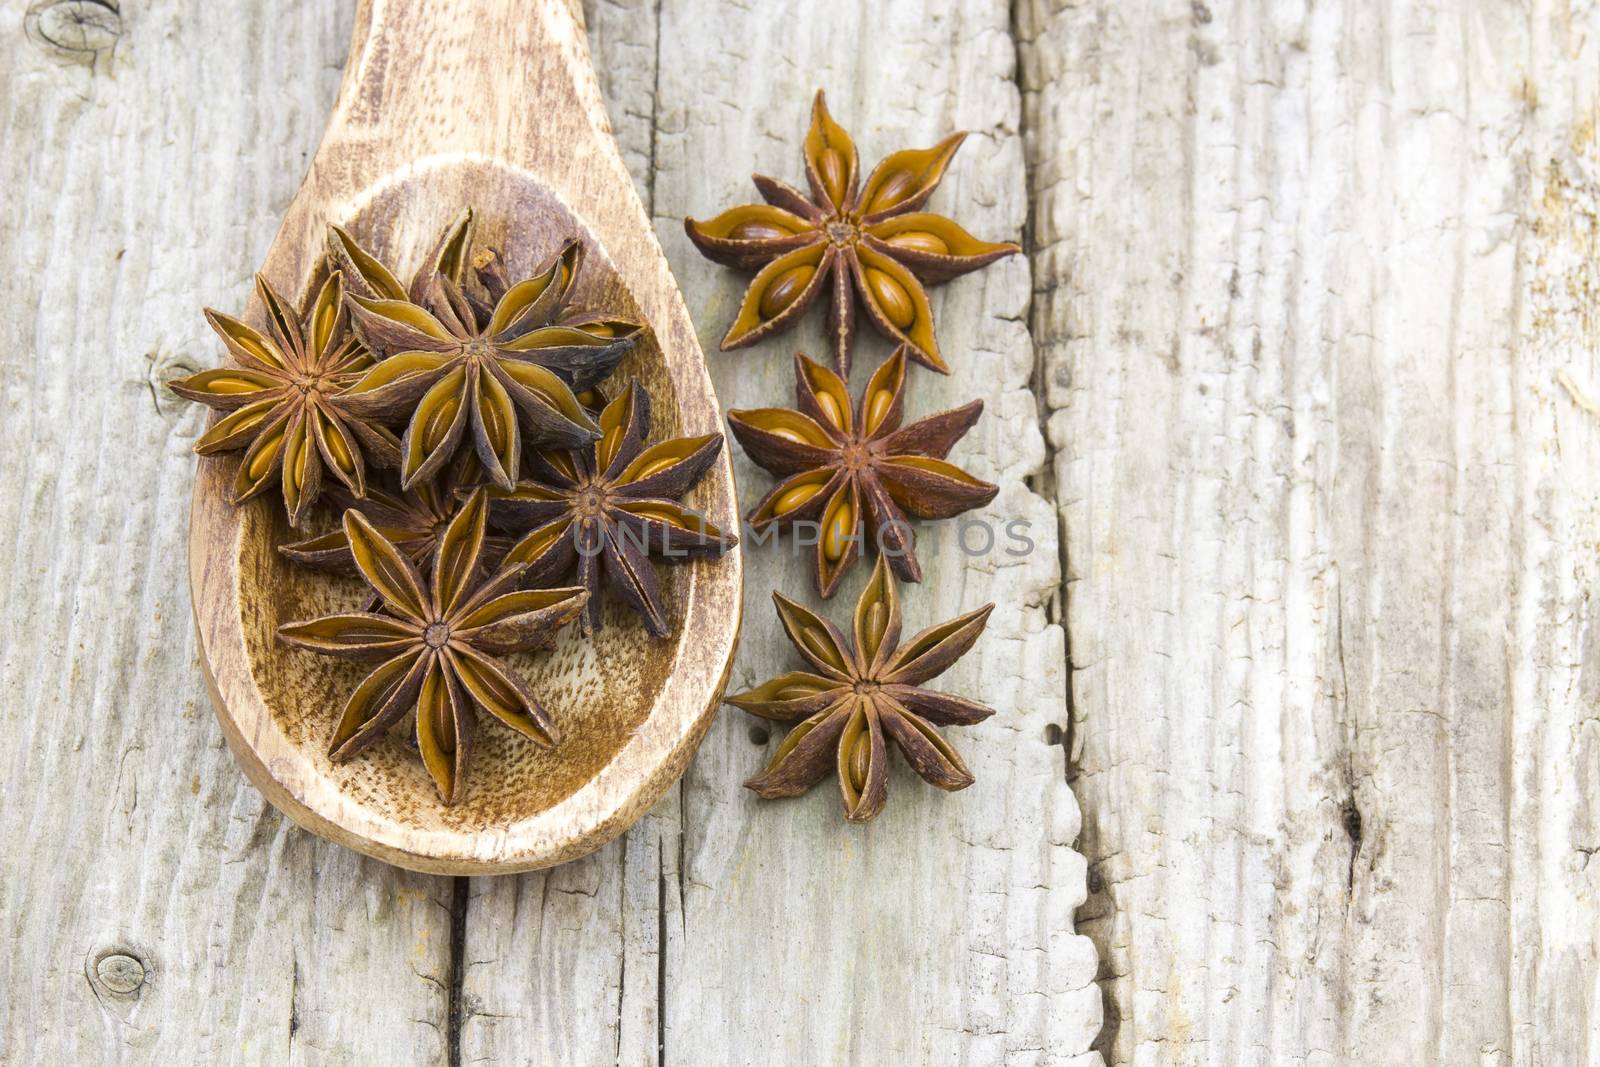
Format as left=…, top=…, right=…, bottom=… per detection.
left=323, top=0, right=615, bottom=182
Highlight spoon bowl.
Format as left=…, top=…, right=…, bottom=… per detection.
left=189, top=0, right=742, bottom=873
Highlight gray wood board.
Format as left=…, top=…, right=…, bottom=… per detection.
left=0, top=1, right=1097, bottom=1065
left=1019, top=0, right=1600, bottom=1063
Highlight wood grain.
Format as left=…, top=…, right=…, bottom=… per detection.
left=1018, top=0, right=1600, bottom=1063
left=458, top=1, right=1100, bottom=1064
left=0, top=3, right=457, bottom=1062
left=0, top=0, right=1100, bottom=1063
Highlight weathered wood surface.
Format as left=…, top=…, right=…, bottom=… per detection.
left=1, top=2, right=1096, bottom=1066
left=1019, top=0, right=1600, bottom=1063
left=30, top=0, right=1599, bottom=1062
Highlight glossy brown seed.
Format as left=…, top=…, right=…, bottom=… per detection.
left=885, top=230, right=949, bottom=256
left=773, top=481, right=824, bottom=515
left=822, top=495, right=854, bottom=561
left=846, top=728, right=871, bottom=792
left=508, top=522, right=565, bottom=563
left=480, top=385, right=510, bottom=450
left=815, top=391, right=845, bottom=429
left=759, top=264, right=817, bottom=320
left=630, top=504, right=685, bottom=525
left=579, top=322, right=615, bottom=338
left=730, top=220, right=793, bottom=241
left=863, top=387, right=894, bottom=433
left=819, top=148, right=848, bottom=205
left=227, top=407, right=272, bottom=439
left=248, top=424, right=285, bottom=480
left=772, top=426, right=813, bottom=446
left=423, top=671, right=454, bottom=755
left=233, top=332, right=275, bottom=365
left=867, top=170, right=915, bottom=213
left=319, top=411, right=354, bottom=471
left=865, top=269, right=915, bottom=329
left=208, top=373, right=271, bottom=394
left=283, top=427, right=307, bottom=492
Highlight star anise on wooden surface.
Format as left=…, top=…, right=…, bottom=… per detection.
left=728, top=556, right=995, bottom=822
left=685, top=89, right=1019, bottom=376
left=329, top=209, right=645, bottom=490
left=170, top=272, right=399, bottom=527
left=279, top=490, right=587, bottom=804
left=487, top=381, right=736, bottom=638
left=726, top=347, right=997, bottom=598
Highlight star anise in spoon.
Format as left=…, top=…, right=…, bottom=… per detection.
left=170, top=271, right=399, bottom=527
left=729, top=556, right=995, bottom=822
left=685, top=89, right=1018, bottom=376
left=726, top=347, right=997, bottom=597
left=278, top=489, right=587, bottom=804
left=328, top=210, right=644, bottom=490
left=487, top=380, right=736, bottom=638
left=279, top=476, right=512, bottom=593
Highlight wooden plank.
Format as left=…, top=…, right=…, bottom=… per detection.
left=647, top=1, right=1100, bottom=1063
left=0, top=3, right=455, bottom=1063
left=1, top=0, right=1100, bottom=1063
left=461, top=0, right=1100, bottom=1064
left=1020, top=0, right=1600, bottom=1062
left=455, top=9, right=673, bottom=1061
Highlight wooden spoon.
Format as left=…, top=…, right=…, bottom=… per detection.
left=188, top=0, right=743, bottom=874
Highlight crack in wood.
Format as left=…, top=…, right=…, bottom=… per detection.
left=656, top=850, right=668, bottom=1067
left=446, top=877, right=469, bottom=1067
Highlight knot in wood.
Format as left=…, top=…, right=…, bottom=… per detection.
left=94, top=952, right=145, bottom=996
left=26, top=1, right=122, bottom=64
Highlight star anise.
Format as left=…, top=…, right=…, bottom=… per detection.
left=328, top=209, right=644, bottom=491
left=729, top=555, right=995, bottom=822
left=169, top=271, right=399, bottom=527
left=487, top=380, right=736, bottom=638
left=685, top=89, right=1019, bottom=376
left=279, top=476, right=512, bottom=584
left=278, top=490, right=587, bottom=804
left=726, top=347, right=997, bottom=598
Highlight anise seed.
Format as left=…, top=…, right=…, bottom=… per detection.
left=759, top=264, right=816, bottom=319
left=886, top=230, right=949, bottom=256
left=822, top=495, right=854, bottom=561
left=774, top=481, right=823, bottom=515
left=731, top=220, right=791, bottom=241
left=867, top=170, right=915, bottom=213
left=865, top=269, right=915, bottom=329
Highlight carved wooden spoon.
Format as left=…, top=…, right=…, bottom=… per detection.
left=188, top=0, right=742, bottom=874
